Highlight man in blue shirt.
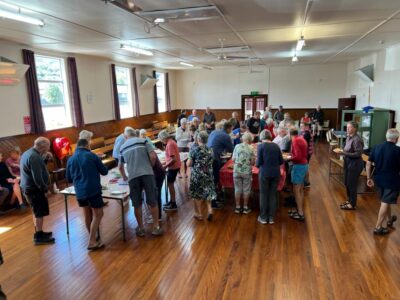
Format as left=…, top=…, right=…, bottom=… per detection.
left=187, top=109, right=199, bottom=122
left=367, top=128, right=400, bottom=235
left=66, top=139, right=108, bottom=250
left=112, top=127, right=134, bottom=163
left=207, top=121, right=234, bottom=208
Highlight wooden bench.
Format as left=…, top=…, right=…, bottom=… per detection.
left=105, top=137, right=116, bottom=146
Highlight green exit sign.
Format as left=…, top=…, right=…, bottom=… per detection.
left=250, top=91, right=259, bottom=95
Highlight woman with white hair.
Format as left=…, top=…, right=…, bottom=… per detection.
left=264, top=118, right=276, bottom=139
left=232, top=132, right=256, bottom=214
left=176, top=118, right=191, bottom=178
left=191, top=117, right=200, bottom=130
left=158, top=130, right=181, bottom=211
left=187, top=130, right=216, bottom=221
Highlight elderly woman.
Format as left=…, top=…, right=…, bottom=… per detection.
left=273, top=126, right=290, bottom=152
left=176, top=118, right=191, bottom=178
left=232, top=132, right=255, bottom=214
left=0, top=151, right=25, bottom=209
left=191, top=117, right=200, bottom=130
left=158, top=130, right=181, bottom=211
left=257, top=130, right=283, bottom=224
left=6, top=146, right=21, bottom=177
left=264, top=118, right=276, bottom=139
left=336, top=121, right=364, bottom=210
left=187, top=131, right=216, bottom=221
left=279, top=113, right=293, bottom=128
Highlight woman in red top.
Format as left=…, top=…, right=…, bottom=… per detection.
left=264, top=118, right=276, bottom=140
left=300, top=112, right=311, bottom=124
left=158, top=130, right=181, bottom=211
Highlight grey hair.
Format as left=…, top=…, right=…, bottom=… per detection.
left=260, top=129, right=272, bottom=141
left=180, top=118, right=188, bottom=125
left=158, top=129, right=170, bottom=141
left=139, top=129, right=147, bottom=136
left=197, top=130, right=208, bottom=144
left=386, top=128, right=399, bottom=141
left=266, top=118, right=274, bottom=125
left=34, top=137, right=50, bottom=150
left=79, top=130, right=93, bottom=141
left=277, top=126, right=287, bottom=134
left=192, top=117, right=199, bottom=123
left=347, top=121, right=358, bottom=130
left=124, top=127, right=136, bottom=137
left=242, top=132, right=253, bottom=143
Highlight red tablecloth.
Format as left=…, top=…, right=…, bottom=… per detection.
left=219, top=159, right=286, bottom=191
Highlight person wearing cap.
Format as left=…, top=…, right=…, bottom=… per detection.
left=158, top=130, right=181, bottom=211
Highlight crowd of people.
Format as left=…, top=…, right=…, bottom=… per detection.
left=1, top=105, right=399, bottom=250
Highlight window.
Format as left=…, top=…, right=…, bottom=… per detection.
left=115, top=66, right=133, bottom=119
left=156, top=72, right=166, bottom=113
left=35, top=55, right=72, bottom=130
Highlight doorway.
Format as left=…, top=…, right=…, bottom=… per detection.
left=241, top=94, right=268, bottom=120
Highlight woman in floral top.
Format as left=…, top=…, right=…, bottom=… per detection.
left=187, top=131, right=217, bottom=221
left=232, top=132, right=256, bottom=214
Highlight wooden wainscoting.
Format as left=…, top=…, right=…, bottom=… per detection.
left=0, top=110, right=179, bottom=156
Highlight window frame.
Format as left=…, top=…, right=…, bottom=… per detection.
left=34, top=54, right=72, bottom=131
left=115, top=65, right=134, bottom=119
left=155, top=71, right=166, bottom=113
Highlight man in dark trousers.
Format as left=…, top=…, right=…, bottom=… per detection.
left=312, top=105, right=324, bottom=138
left=367, top=128, right=400, bottom=235
left=66, top=138, right=109, bottom=250
left=20, top=137, right=55, bottom=245
left=203, top=107, right=216, bottom=133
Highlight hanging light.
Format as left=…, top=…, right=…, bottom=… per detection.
left=292, top=55, right=299, bottom=62
left=296, top=36, right=306, bottom=51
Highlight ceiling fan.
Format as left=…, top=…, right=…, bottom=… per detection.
left=215, top=38, right=250, bottom=61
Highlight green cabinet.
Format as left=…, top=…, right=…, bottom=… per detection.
left=341, top=109, right=395, bottom=150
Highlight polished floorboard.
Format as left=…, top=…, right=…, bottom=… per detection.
left=1, top=142, right=400, bottom=300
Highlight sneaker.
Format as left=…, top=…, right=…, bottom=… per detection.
left=135, top=227, right=145, bottom=237
left=18, top=203, right=28, bottom=210
left=257, top=216, right=267, bottom=225
left=42, top=231, right=53, bottom=237
left=234, top=207, right=242, bottom=214
left=387, top=215, right=397, bottom=227
left=211, top=200, right=223, bottom=209
left=34, top=232, right=55, bottom=245
left=163, top=202, right=178, bottom=211
left=268, top=217, right=275, bottom=225
left=151, top=226, right=164, bottom=236
left=163, top=201, right=172, bottom=207
left=242, top=207, right=252, bottom=214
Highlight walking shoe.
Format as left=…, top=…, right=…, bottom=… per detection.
left=135, top=227, right=145, bottom=237
left=268, top=217, right=275, bottom=225
left=163, top=202, right=178, bottom=211
left=387, top=215, right=397, bottom=227
left=257, top=216, right=267, bottom=224
left=41, top=231, right=53, bottom=237
left=151, top=226, right=164, bottom=236
left=163, top=201, right=172, bottom=207
left=18, top=203, right=28, bottom=210
left=34, top=232, right=55, bottom=245
left=234, top=207, right=242, bottom=214
left=242, top=207, right=252, bottom=214
left=373, top=227, right=390, bottom=235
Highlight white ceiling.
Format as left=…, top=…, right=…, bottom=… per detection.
left=0, top=0, right=400, bottom=69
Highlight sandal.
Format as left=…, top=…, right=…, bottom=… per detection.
left=340, top=201, right=350, bottom=208
left=290, top=212, right=305, bottom=222
left=288, top=209, right=297, bottom=217
left=193, top=214, right=203, bottom=221
left=387, top=215, right=397, bottom=227
left=87, top=242, right=105, bottom=251
left=340, top=203, right=356, bottom=210
left=373, top=227, right=389, bottom=235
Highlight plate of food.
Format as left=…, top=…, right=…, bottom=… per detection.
left=110, top=190, right=126, bottom=195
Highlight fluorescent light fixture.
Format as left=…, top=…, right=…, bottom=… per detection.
left=154, top=18, right=166, bottom=23
left=0, top=8, right=44, bottom=26
left=296, top=36, right=305, bottom=51
left=120, top=44, right=153, bottom=56
left=180, top=62, right=194, bottom=67
left=292, top=55, right=299, bottom=62
left=202, top=66, right=213, bottom=70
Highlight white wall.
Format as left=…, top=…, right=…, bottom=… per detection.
left=176, top=63, right=347, bottom=109
left=346, top=45, right=400, bottom=123
left=0, top=39, right=177, bottom=138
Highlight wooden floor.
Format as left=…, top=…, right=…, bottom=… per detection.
left=1, top=142, right=400, bottom=300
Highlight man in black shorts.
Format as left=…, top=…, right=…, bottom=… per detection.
left=367, top=128, right=400, bottom=235
left=66, top=139, right=109, bottom=250
left=20, top=137, right=55, bottom=245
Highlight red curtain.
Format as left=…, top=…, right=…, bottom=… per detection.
left=22, top=49, right=46, bottom=133
left=153, top=70, right=158, bottom=114
left=67, top=57, right=84, bottom=128
left=132, top=67, right=140, bottom=117
left=165, top=72, right=171, bottom=112
left=111, top=64, right=121, bottom=120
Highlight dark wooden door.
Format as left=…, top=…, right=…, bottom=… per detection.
left=241, top=94, right=268, bottom=121
left=337, top=97, right=356, bottom=130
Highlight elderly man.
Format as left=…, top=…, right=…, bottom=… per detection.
left=119, top=128, right=163, bottom=236
left=20, top=137, right=55, bottom=245
left=66, top=139, right=108, bottom=250
left=367, top=128, right=400, bottom=235
left=79, top=130, right=93, bottom=142
left=112, top=127, right=134, bottom=164
left=188, top=109, right=199, bottom=122
left=273, top=127, right=290, bottom=152
left=231, top=112, right=240, bottom=130
left=203, top=107, right=216, bottom=133
left=273, top=105, right=284, bottom=124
